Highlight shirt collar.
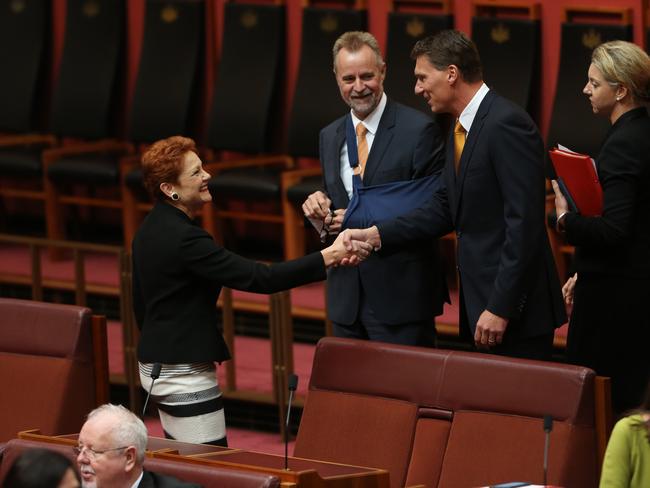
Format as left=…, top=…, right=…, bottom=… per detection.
left=458, top=83, right=489, bottom=133
left=350, top=91, right=387, bottom=135
left=130, top=470, right=144, bottom=488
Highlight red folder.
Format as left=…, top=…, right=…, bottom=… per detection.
left=549, top=148, right=603, bottom=216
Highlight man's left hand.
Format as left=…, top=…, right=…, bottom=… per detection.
left=474, top=310, right=508, bottom=348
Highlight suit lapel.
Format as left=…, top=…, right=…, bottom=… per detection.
left=453, top=90, right=495, bottom=217
left=361, top=99, right=395, bottom=184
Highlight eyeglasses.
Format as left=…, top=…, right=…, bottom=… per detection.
left=72, top=445, right=128, bottom=460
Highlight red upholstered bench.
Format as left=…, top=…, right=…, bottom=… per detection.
left=295, top=337, right=607, bottom=488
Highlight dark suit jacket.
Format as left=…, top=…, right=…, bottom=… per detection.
left=379, top=91, right=565, bottom=338
left=320, top=99, right=447, bottom=325
left=139, top=469, right=201, bottom=488
left=132, top=201, right=326, bottom=363
left=564, top=107, right=650, bottom=278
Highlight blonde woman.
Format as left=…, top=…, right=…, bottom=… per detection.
left=552, top=41, right=650, bottom=415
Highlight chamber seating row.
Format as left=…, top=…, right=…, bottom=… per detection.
left=0, top=438, right=281, bottom=488
left=0, top=302, right=609, bottom=487
left=294, top=337, right=610, bottom=488
left=0, top=1, right=636, bottom=263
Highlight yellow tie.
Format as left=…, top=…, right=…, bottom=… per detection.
left=356, top=123, right=368, bottom=178
left=454, top=119, right=466, bottom=174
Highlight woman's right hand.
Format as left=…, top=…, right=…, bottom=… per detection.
left=562, top=273, right=578, bottom=311
left=320, top=230, right=372, bottom=268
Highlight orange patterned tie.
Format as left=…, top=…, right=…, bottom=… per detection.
left=454, top=119, right=466, bottom=174
left=356, top=123, right=368, bottom=178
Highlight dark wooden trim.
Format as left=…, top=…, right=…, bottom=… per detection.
left=92, top=314, right=111, bottom=406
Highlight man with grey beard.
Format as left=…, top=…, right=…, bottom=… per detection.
left=75, top=404, right=199, bottom=488
left=301, top=31, right=447, bottom=346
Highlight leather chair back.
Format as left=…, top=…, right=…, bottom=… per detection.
left=207, top=3, right=285, bottom=153
left=50, top=0, right=124, bottom=140
left=287, top=7, right=366, bottom=158
left=295, top=337, right=598, bottom=488
left=384, top=12, right=452, bottom=115
left=0, top=0, right=49, bottom=132
left=547, top=22, right=631, bottom=155
left=472, top=17, right=540, bottom=117
left=129, top=0, right=204, bottom=143
left=0, top=299, right=98, bottom=442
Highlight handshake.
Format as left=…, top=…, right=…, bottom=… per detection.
left=319, top=226, right=382, bottom=268
left=304, top=191, right=383, bottom=268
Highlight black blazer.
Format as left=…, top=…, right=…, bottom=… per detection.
left=320, top=99, right=447, bottom=325
left=379, top=91, right=565, bottom=338
left=138, top=470, right=200, bottom=488
left=564, top=107, right=650, bottom=278
left=132, top=201, right=326, bottom=363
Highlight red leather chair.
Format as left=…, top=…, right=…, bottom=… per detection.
left=0, top=298, right=108, bottom=442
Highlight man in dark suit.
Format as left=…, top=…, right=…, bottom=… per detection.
left=76, top=404, right=200, bottom=488
left=137, top=471, right=200, bottom=488
left=302, top=31, right=447, bottom=346
left=343, top=30, right=565, bottom=360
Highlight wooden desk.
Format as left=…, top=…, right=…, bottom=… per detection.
left=154, top=450, right=389, bottom=488
left=18, top=431, right=389, bottom=488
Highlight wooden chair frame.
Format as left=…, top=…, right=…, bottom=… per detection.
left=201, top=155, right=295, bottom=246
left=0, top=134, right=58, bottom=204
left=42, top=140, right=135, bottom=257
left=281, top=166, right=323, bottom=261
left=0, top=233, right=138, bottom=412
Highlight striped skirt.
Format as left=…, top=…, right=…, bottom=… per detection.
left=139, top=362, right=227, bottom=446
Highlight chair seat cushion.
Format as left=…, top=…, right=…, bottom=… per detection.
left=47, top=154, right=118, bottom=185
left=209, top=168, right=282, bottom=201
left=286, top=176, right=322, bottom=206
left=0, top=147, right=44, bottom=177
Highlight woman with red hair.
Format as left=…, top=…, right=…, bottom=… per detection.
left=133, top=136, right=368, bottom=446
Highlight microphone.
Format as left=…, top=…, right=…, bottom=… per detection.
left=284, top=374, right=299, bottom=470
left=142, top=363, right=162, bottom=417
left=543, top=414, right=553, bottom=486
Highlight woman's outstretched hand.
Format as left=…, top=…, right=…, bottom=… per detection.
left=320, top=230, right=373, bottom=268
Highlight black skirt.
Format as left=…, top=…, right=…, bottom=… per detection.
left=567, top=273, right=650, bottom=414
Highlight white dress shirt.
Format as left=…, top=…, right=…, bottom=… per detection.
left=339, top=91, right=388, bottom=198
left=308, top=92, right=388, bottom=235
left=130, top=471, right=144, bottom=488
left=458, top=83, right=490, bottom=134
